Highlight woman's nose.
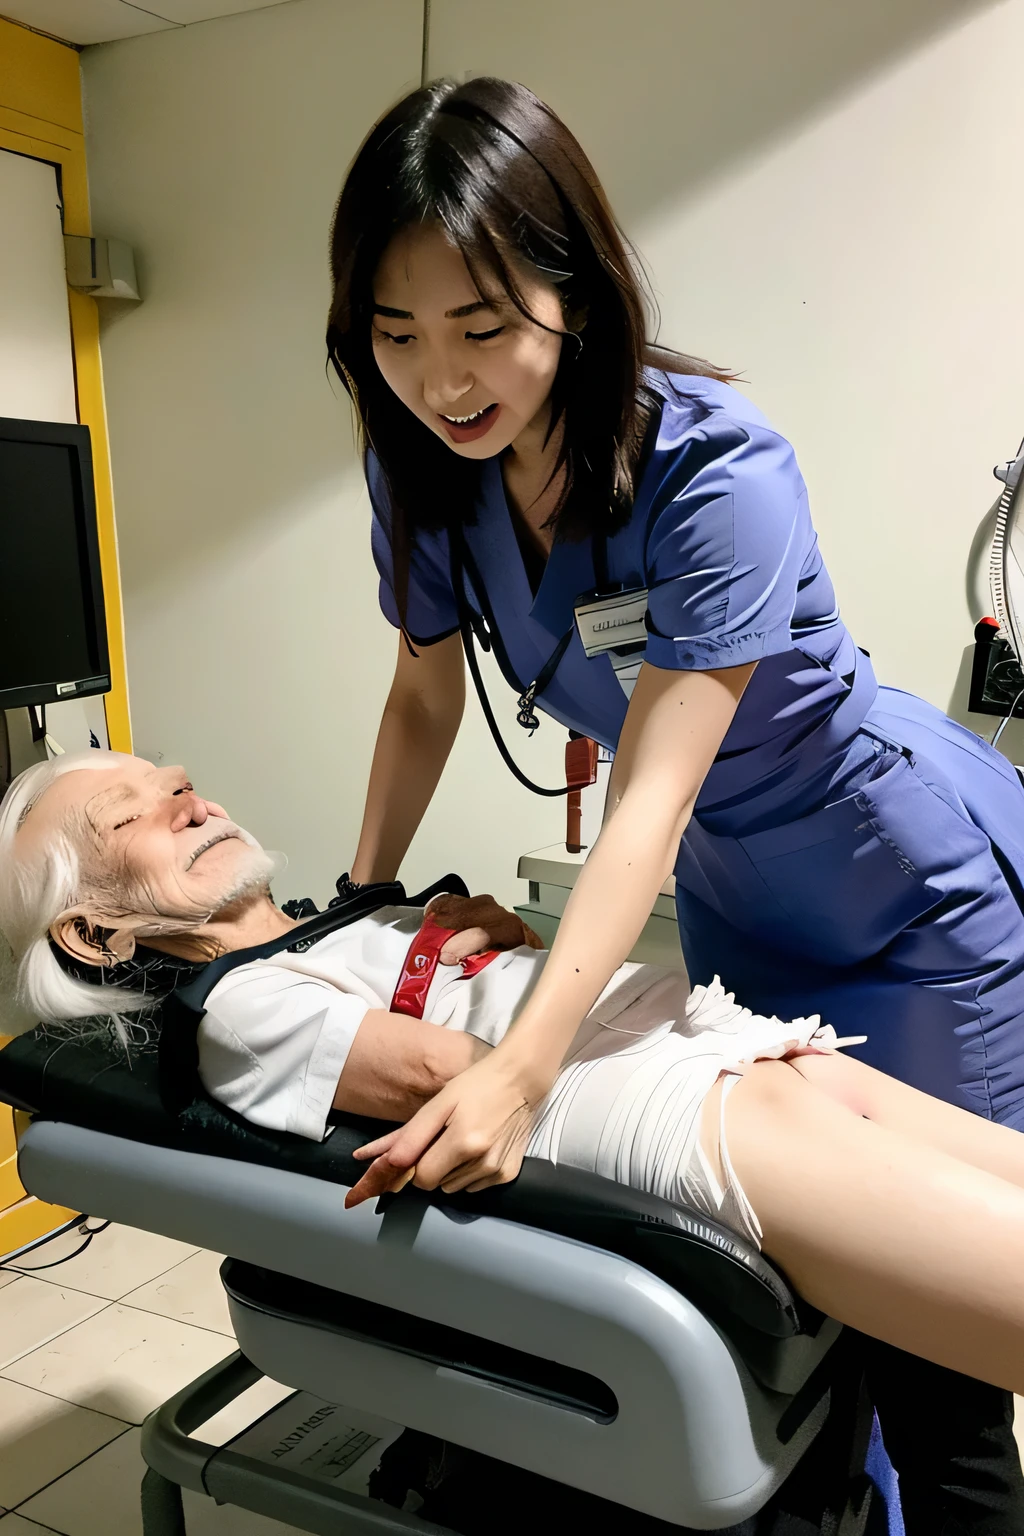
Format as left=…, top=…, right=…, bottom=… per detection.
left=423, top=363, right=474, bottom=412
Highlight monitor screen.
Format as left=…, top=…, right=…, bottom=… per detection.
left=0, top=417, right=110, bottom=711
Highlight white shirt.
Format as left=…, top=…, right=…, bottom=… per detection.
left=197, top=906, right=547, bottom=1141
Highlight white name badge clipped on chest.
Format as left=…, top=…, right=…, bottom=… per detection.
left=574, top=587, right=649, bottom=659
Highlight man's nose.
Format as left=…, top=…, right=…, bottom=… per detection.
left=169, top=789, right=208, bottom=831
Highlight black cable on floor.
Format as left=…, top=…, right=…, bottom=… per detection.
left=0, top=1218, right=110, bottom=1272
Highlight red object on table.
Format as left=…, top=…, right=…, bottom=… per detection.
left=390, top=912, right=501, bottom=1019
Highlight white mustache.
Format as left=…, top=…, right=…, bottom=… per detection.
left=185, top=820, right=257, bottom=871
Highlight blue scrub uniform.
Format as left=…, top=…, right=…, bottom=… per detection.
left=370, top=372, right=1024, bottom=1130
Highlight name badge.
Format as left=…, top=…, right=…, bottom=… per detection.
left=574, top=588, right=649, bottom=658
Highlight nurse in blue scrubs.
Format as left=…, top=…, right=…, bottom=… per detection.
left=328, top=77, right=1024, bottom=1530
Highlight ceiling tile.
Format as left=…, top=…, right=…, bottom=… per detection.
left=126, top=0, right=292, bottom=20
left=0, top=2, right=176, bottom=45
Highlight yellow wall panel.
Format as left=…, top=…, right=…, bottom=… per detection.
left=0, top=1149, right=24, bottom=1210
left=0, top=16, right=131, bottom=752
left=0, top=1197, right=77, bottom=1262
left=0, top=18, right=130, bottom=1248
left=0, top=17, right=81, bottom=134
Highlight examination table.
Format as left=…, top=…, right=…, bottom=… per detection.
left=0, top=994, right=876, bottom=1534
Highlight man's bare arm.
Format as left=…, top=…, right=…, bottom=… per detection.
left=333, top=1011, right=491, bottom=1122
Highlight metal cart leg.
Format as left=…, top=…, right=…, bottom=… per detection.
left=141, top=1465, right=187, bottom=1536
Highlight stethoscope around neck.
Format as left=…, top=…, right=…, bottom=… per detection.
left=446, top=521, right=648, bottom=796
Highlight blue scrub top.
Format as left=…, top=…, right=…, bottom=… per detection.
left=369, top=372, right=877, bottom=836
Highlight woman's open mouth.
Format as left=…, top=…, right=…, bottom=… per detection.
left=438, top=403, right=500, bottom=444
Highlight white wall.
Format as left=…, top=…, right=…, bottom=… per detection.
left=83, top=0, right=1024, bottom=909
left=0, top=149, right=76, bottom=423
left=82, top=0, right=567, bottom=907
left=431, top=0, right=1024, bottom=754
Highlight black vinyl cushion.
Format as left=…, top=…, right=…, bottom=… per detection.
left=0, top=1022, right=812, bottom=1340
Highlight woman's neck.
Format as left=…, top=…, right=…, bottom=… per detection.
left=502, top=400, right=564, bottom=556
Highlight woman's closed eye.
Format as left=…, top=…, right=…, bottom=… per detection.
left=374, top=327, right=415, bottom=346
left=466, top=325, right=505, bottom=342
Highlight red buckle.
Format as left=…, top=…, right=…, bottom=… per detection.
left=389, top=913, right=500, bottom=1020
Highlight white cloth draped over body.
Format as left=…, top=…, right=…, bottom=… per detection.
left=198, top=907, right=863, bottom=1249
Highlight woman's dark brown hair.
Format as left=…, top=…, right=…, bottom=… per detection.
left=327, top=78, right=727, bottom=590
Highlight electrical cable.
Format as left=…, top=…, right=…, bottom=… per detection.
left=0, top=1218, right=110, bottom=1273
left=991, top=686, right=1024, bottom=750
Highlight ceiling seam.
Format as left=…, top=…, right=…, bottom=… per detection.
left=117, top=1, right=183, bottom=25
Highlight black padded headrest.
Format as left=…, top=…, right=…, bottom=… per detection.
left=0, top=1023, right=813, bottom=1341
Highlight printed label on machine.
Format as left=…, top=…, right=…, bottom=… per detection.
left=226, top=1392, right=402, bottom=1490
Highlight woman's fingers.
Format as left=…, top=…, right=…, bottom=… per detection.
left=352, top=1127, right=403, bottom=1161
left=344, top=1153, right=410, bottom=1208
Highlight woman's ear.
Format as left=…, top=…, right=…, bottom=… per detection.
left=49, top=911, right=136, bottom=969
left=563, top=300, right=588, bottom=335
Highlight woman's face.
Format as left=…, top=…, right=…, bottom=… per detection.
left=371, top=223, right=567, bottom=459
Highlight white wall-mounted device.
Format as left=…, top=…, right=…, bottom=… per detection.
left=64, top=235, right=141, bottom=302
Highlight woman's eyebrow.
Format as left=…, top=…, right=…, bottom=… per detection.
left=372, top=300, right=494, bottom=321
left=446, top=301, right=491, bottom=319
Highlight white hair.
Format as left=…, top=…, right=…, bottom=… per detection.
left=0, top=751, right=155, bottom=1041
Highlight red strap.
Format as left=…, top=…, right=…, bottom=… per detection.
left=389, top=913, right=500, bottom=1020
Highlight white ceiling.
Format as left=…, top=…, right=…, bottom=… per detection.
left=0, top=0, right=293, bottom=46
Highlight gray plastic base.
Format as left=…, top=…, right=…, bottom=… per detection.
left=21, top=1120, right=837, bottom=1530
left=140, top=1350, right=453, bottom=1536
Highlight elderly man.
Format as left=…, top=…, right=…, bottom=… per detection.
left=7, top=751, right=1024, bottom=1416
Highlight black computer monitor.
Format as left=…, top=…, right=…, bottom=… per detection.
left=0, top=416, right=110, bottom=711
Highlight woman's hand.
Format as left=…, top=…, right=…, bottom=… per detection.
left=344, top=1047, right=551, bottom=1208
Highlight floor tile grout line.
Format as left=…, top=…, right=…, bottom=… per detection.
left=8, top=1424, right=135, bottom=1517
left=0, top=1372, right=130, bottom=1422
left=0, top=1371, right=133, bottom=1419
left=114, top=1297, right=235, bottom=1340
left=0, top=1298, right=116, bottom=1376
left=12, top=1242, right=205, bottom=1304
left=2, top=1510, right=72, bottom=1533
left=3, top=1518, right=69, bottom=1534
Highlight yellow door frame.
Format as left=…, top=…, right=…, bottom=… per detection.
left=0, top=16, right=132, bottom=752
left=1, top=16, right=131, bottom=1255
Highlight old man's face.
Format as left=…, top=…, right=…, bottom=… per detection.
left=15, top=754, right=271, bottom=938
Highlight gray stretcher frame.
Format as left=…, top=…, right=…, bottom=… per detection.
left=19, top=1119, right=841, bottom=1532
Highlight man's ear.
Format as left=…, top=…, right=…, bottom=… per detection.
left=49, top=911, right=136, bottom=969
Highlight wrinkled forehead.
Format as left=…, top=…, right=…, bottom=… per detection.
left=15, top=759, right=157, bottom=854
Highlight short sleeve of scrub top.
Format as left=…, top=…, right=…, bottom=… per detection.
left=641, top=410, right=812, bottom=675
left=368, top=451, right=460, bottom=646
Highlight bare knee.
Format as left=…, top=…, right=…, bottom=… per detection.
left=725, top=1058, right=860, bottom=1150
left=789, top=1051, right=875, bottom=1118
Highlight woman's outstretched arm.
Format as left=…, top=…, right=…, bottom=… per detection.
left=351, top=631, right=465, bottom=884
left=347, top=659, right=753, bottom=1206
left=723, top=1055, right=1024, bottom=1393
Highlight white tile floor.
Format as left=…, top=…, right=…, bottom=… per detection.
left=0, top=1222, right=302, bottom=1533
left=0, top=1221, right=1022, bottom=1533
